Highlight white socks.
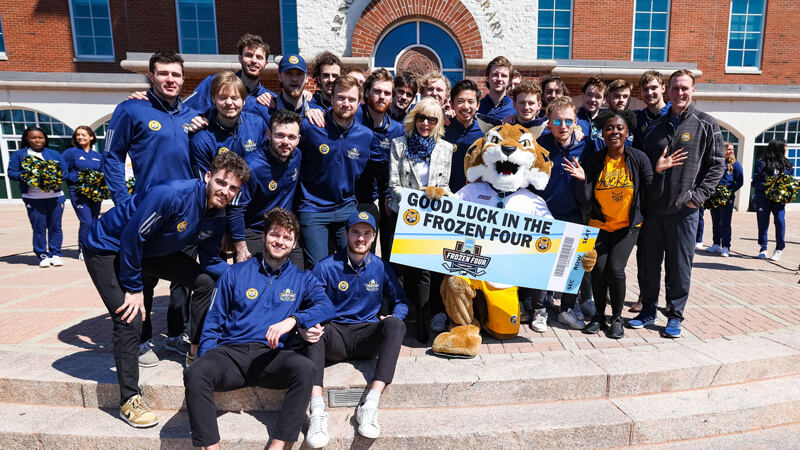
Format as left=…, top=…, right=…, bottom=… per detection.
left=310, top=395, right=325, bottom=415
left=363, top=389, right=381, bottom=409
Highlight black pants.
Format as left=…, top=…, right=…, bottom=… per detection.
left=184, top=343, right=315, bottom=446
left=244, top=229, right=305, bottom=270
left=592, top=227, right=640, bottom=318
left=638, top=207, right=699, bottom=321
left=84, top=248, right=215, bottom=404
left=159, top=244, right=197, bottom=341
left=306, top=319, right=406, bottom=387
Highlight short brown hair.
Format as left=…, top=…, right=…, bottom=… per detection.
left=510, top=80, right=542, bottom=103
left=237, top=34, right=268, bottom=56
left=149, top=50, right=184, bottom=74
left=581, top=75, right=606, bottom=95
left=312, top=51, right=343, bottom=80
left=639, top=70, right=665, bottom=88
left=669, top=69, right=696, bottom=86
left=511, top=69, right=521, bottom=80
left=607, top=79, right=633, bottom=94
left=394, top=72, right=418, bottom=95
left=210, top=71, right=247, bottom=99
left=539, top=74, right=569, bottom=101
left=347, top=67, right=367, bottom=78
left=332, top=75, right=363, bottom=100
left=364, top=68, right=393, bottom=94
left=418, top=72, right=451, bottom=98
left=210, top=151, right=250, bottom=184
left=546, top=96, right=578, bottom=117
left=71, top=126, right=97, bottom=147
left=263, top=207, right=300, bottom=239
left=484, top=56, right=514, bottom=89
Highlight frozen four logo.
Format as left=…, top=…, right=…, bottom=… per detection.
left=347, top=148, right=360, bottom=159
left=442, top=239, right=491, bottom=277
left=245, top=139, right=257, bottom=152
left=279, top=289, right=296, bottom=302
left=365, top=279, right=380, bottom=291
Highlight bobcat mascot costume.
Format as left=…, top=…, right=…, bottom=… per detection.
left=430, top=123, right=596, bottom=357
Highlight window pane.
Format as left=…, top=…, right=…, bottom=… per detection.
left=374, top=22, right=416, bottom=68
left=90, top=1, right=110, bottom=17
left=743, top=50, right=758, bottom=67
left=75, top=18, right=93, bottom=36
left=555, top=0, right=571, bottom=9
left=731, top=0, right=747, bottom=14
left=730, top=14, right=746, bottom=32
left=746, top=14, right=762, bottom=32
left=73, top=0, right=91, bottom=17
left=635, top=12, right=650, bottom=29
left=635, top=0, right=652, bottom=12
left=420, top=23, right=463, bottom=69
left=93, top=18, right=111, bottom=37
left=197, top=4, right=215, bottom=20
left=537, top=46, right=553, bottom=59
left=199, top=39, right=216, bottom=54
left=749, top=0, right=764, bottom=13
left=554, top=29, right=570, bottom=46
left=199, top=20, right=216, bottom=38
left=540, top=0, right=554, bottom=9
left=633, top=48, right=649, bottom=61
left=652, top=12, right=667, bottom=30
left=652, top=0, right=669, bottom=13
left=744, top=33, right=760, bottom=50
left=553, top=46, right=570, bottom=59
left=181, top=21, right=198, bottom=39
left=179, top=3, right=196, bottom=20
left=729, top=32, right=744, bottom=50
left=538, top=28, right=553, bottom=46
left=0, top=110, right=9, bottom=121
left=182, top=39, right=199, bottom=54
left=728, top=49, right=743, bottom=66
left=539, top=11, right=554, bottom=28
left=651, top=30, right=666, bottom=47
left=77, top=36, right=95, bottom=55
left=554, top=11, right=570, bottom=27
left=634, top=31, right=650, bottom=46
left=95, top=38, right=113, bottom=56
left=650, top=49, right=666, bottom=62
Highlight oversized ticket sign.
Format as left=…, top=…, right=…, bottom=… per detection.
left=390, top=188, right=599, bottom=294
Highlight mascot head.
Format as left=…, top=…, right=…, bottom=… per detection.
left=464, top=123, right=552, bottom=192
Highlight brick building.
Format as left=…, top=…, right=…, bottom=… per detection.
left=0, top=0, right=798, bottom=209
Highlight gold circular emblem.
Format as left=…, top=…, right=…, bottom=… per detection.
left=246, top=288, right=258, bottom=299
left=403, top=209, right=420, bottom=226
left=288, top=56, right=299, bottom=64
left=575, top=125, right=583, bottom=132
left=319, top=144, right=330, bottom=154
left=177, top=221, right=188, bottom=232
left=338, top=281, right=349, bottom=291
left=218, top=147, right=229, bottom=154
left=453, top=144, right=458, bottom=153
left=148, top=120, right=161, bottom=131
left=358, top=212, right=369, bottom=220
left=681, top=133, right=691, bottom=141
left=536, top=237, right=551, bottom=252
left=268, top=180, right=278, bottom=191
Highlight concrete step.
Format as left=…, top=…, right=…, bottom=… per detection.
left=4, top=374, right=800, bottom=449
left=3, top=331, right=800, bottom=412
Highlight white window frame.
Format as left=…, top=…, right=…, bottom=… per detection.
left=725, top=0, right=767, bottom=74
left=537, top=0, right=573, bottom=60
left=175, top=0, right=219, bottom=55
left=67, top=0, right=116, bottom=62
left=630, top=0, right=670, bottom=62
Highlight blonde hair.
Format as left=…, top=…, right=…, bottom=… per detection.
left=404, top=97, right=445, bottom=141
left=418, top=72, right=451, bottom=99
left=724, top=141, right=737, bottom=174
left=210, top=71, right=246, bottom=99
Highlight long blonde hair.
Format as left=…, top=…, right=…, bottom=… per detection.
left=403, top=97, right=445, bottom=141
left=724, top=141, right=736, bottom=174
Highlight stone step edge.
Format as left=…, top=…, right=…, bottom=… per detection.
left=2, top=329, right=800, bottom=412
left=4, top=374, right=800, bottom=448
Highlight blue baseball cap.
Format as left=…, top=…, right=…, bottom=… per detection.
left=279, top=54, right=307, bottom=73
left=347, top=211, right=376, bottom=230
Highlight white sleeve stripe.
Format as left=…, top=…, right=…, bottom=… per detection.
left=138, top=212, right=162, bottom=236
left=208, top=287, right=218, bottom=311
left=103, top=129, right=115, bottom=153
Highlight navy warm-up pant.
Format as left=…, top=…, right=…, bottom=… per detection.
left=23, top=196, right=65, bottom=258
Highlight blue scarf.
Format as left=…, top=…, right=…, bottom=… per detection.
left=406, top=132, right=436, bottom=164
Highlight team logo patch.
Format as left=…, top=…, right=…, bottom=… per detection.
left=279, top=289, right=297, bottom=302
left=244, top=139, right=257, bottom=152
left=288, top=55, right=299, bottom=64
left=403, top=209, right=420, bottom=226
left=177, top=221, right=188, bottom=232
left=575, top=125, right=583, bottom=132
left=148, top=120, right=161, bottom=131
left=453, top=144, right=458, bottom=153
left=319, top=144, right=330, bottom=154
left=365, top=279, right=380, bottom=292
left=681, top=133, right=691, bottom=142
left=218, top=147, right=230, bottom=154
left=246, top=288, right=258, bottom=299
left=358, top=212, right=369, bottom=220
left=197, top=230, right=212, bottom=240
left=268, top=180, right=278, bottom=191
left=338, top=281, right=349, bottom=291
left=381, top=138, right=391, bottom=149
left=511, top=315, right=518, bottom=325
left=347, top=148, right=360, bottom=159
left=477, top=194, right=492, bottom=200
left=535, top=237, right=551, bottom=252
left=442, top=240, right=491, bottom=277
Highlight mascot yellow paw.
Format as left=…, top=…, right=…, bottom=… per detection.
left=424, top=185, right=447, bottom=200
left=582, top=249, right=597, bottom=272
left=432, top=325, right=481, bottom=358
left=441, top=275, right=476, bottom=326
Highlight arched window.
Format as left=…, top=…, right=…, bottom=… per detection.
left=373, top=21, right=464, bottom=85
left=719, top=126, right=740, bottom=158
left=0, top=109, right=75, bottom=200
left=755, top=119, right=800, bottom=179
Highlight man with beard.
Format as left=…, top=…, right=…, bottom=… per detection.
left=443, top=79, right=484, bottom=193
left=388, top=72, right=417, bottom=123
left=477, top=56, right=516, bottom=122
left=184, top=208, right=335, bottom=450
left=304, top=211, right=408, bottom=447
left=84, top=152, right=249, bottom=429
left=310, top=51, right=343, bottom=113
left=184, top=34, right=275, bottom=116
left=354, top=69, right=405, bottom=253
left=228, top=109, right=304, bottom=267
left=297, top=76, right=373, bottom=268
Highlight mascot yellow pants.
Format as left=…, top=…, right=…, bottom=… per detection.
left=461, top=278, right=520, bottom=340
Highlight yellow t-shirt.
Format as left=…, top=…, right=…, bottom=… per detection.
left=588, top=154, right=634, bottom=232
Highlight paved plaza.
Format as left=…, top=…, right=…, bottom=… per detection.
left=0, top=203, right=798, bottom=358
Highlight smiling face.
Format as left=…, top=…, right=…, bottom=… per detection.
left=548, top=106, right=577, bottom=146
left=332, top=84, right=360, bottom=122
left=453, top=89, right=478, bottom=126
left=74, top=128, right=92, bottom=150
left=514, top=93, right=541, bottom=123
left=725, top=143, right=735, bottom=160
left=268, top=121, right=300, bottom=162
left=239, top=46, right=267, bottom=80
left=543, top=81, right=564, bottom=106
left=204, top=169, right=243, bottom=209
left=317, top=64, right=342, bottom=98
left=279, top=68, right=307, bottom=99
left=601, top=116, right=629, bottom=151
left=213, top=86, right=244, bottom=121
left=581, top=85, right=605, bottom=114
left=609, top=88, right=631, bottom=113
left=488, top=65, right=510, bottom=94
left=640, top=79, right=665, bottom=107
left=346, top=222, right=375, bottom=256
left=367, top=80, right=393, bottom=115
left=669, top=74, right=695, bottom=115
left=393, top=85, right=415, bottom=111
left=422, top=79, right=448, bottom=105
left=262, top=224, right=295, bottom=262
left=149, top=62, right=184, bottom=103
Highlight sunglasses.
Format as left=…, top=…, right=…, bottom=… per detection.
left=415, top=114, right=439, bottom=125
left=551, top=118, right=574, bottom=127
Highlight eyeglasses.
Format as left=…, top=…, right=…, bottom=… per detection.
left=551, top=118, right=574, bottom=127
left=415, top=114, right=439, bottom=125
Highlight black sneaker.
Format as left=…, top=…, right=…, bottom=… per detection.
left=607, top=316, right=624, bottom=339
left=583, top=318, right=607, bottom=334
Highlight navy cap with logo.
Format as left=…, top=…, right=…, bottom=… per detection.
left=279, top=54, right=307, bottom=73
left=347, top=210, right=376, bottom=230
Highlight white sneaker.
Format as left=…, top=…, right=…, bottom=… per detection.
left=38, top=256, right=51, bottom=268
left=770, top=250, right=782, bottom=261
left=430, top=312, right=447, bottom=332
left=305, top=411, right=330, bottom=448
left=138, top=340, right=159, bottom=368
left=531, top=309, right=548, bottom=333
left=695, top=242, right=705, bottom=250
left=50, top=255, right=64, bottom=266
left=78, top=250, right=84, bottom=261
left=356, top=403, right=380, bottom=439
left=720, top=247, right=730, bottom=257
left=758, top=250, right=768, bottom=259
left=558, top=308, right=585, bottom=330
left=706, top=244, right=723, bottom=253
